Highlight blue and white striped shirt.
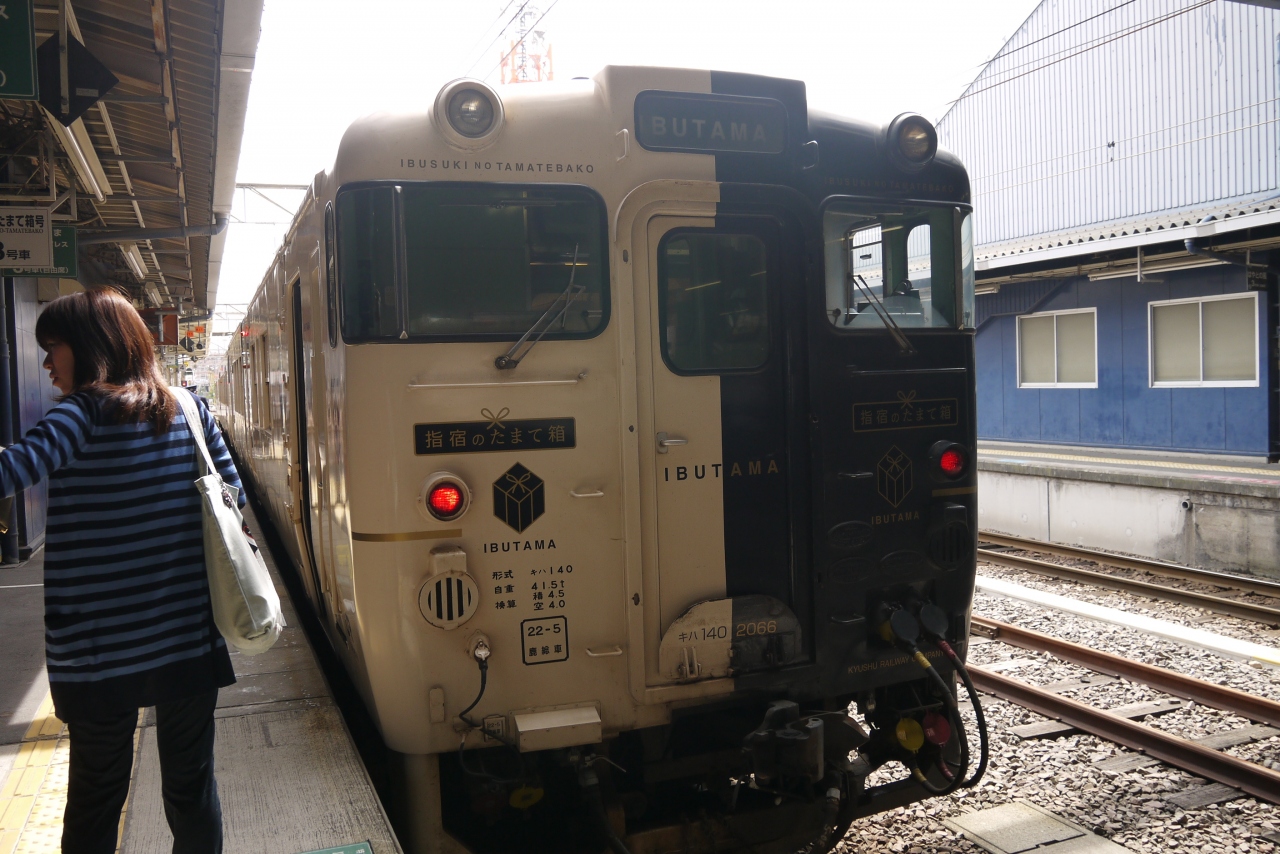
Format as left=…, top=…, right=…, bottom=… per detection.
left=0, top=389, right=241, bottom=720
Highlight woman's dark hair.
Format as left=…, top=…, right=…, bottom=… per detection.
left=35, top=288, right=178, bottom=432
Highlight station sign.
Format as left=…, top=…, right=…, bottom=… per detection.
left=0, top=226, right=77, bottom=278
left=634, top=90, right=787, bottom=155
left=0, top=206, right=53, bottom=269
left=0, top=0, right=38, bottom=100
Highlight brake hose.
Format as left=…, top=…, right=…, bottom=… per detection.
left=884, top=610, right=969, bottom=796
left=919, top=604, right=989, bottom=789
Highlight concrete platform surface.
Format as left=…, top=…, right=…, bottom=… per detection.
left=977, top=441, right=1280, bottom=578
left=0, top=501, right=400, bottom=854
left=121, top=502, right=400, bottom=853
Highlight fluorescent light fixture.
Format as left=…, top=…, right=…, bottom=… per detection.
left=1088, top=256, right=1226, bottom=281
left=120, top=242, right=148, bottom=281
left=42, top=110, right=107, bottom=203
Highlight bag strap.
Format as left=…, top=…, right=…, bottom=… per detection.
left=170, top=387, right=218, bottom=479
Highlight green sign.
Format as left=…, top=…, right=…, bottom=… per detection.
left=0, top=0, right=38, bottom=100
left=299, top=844, right=374, bottom=854
left=0, top=226, right=77, bottom=278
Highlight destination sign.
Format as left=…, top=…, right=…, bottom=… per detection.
left=414, top=416, right=575, bottom=455
left=853, top=396, right=959, bottom=432
left=634, top=91, right=787, bottom=155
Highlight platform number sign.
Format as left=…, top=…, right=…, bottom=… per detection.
left=0, top=0, right=38, bottom=100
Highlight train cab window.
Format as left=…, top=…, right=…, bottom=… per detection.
left=400, top=184, right=606, bottom=338
left=659, top=232, right=770, bottom=373
left=336, top=186, right=398, bottom=340
left=334, top=182, right=608, bottom=342
left=823, top=201, right=969, bottom=329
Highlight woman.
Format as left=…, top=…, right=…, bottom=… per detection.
left=0, top=288, right=242, bottom=854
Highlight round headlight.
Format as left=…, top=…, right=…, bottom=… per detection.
left=447, top=89, right=495, bottom=138
left=886, top=113, right=938, bottom=173
left=899, top=121, right=934, bottom=162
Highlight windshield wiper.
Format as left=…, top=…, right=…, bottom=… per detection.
left=846, top=273, right=916, bottom=355
left=495, top=244, right=585, bottom=370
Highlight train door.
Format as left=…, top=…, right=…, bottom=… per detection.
left=291, top=282, right=326, bottom=614
left=640, top=208, right=810, bottom=684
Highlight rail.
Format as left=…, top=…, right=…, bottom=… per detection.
left=977, top=538, right=1280, bottom=627
left=979, top=531, right=1280, bottom=598
left=970, top=616, right=1280, bottom=729
left=968, top=664, right=1280, bottom=806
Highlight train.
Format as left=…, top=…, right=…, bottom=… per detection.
left=213, top=66, right=986, bottom=854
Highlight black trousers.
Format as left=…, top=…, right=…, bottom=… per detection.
left=62, top=689, right=222, bottom=854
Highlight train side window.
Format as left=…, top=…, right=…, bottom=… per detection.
left=336, top=186, right=398, bottom=340
left=659, top=232, right=769, bottom=373
left=324, top=203, right=337, bottom=347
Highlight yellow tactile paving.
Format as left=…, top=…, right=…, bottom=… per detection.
left=982, top=447, right=1280, bottom=478
left=0, top=693, right=63, bottom=854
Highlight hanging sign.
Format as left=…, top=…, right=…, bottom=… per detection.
left=0, top=207, right=53, bottom=268
left=0, top=226, right=77, bottom=278
left=0, top=0, right=38, bottom=100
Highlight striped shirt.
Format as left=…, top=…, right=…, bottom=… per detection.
left=0, top=389, right=240, bottom=721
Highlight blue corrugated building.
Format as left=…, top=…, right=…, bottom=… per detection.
left=938, top=0, right=1280, bottom=458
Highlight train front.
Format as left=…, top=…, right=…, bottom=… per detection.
left=321, top=68, right=982, bottom=853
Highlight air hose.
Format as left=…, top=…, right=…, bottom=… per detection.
left=883, top=609, right=969, bottom=796
left=919, top=604, right=989, bottom=789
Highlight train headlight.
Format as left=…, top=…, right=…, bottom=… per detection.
left=447, top=89, right=495, bottom=137
left=885, top=113, right=938, bottom=173
left=418, top=472, right=472, bottom=522
left=434, top=79, right=504, bottom=149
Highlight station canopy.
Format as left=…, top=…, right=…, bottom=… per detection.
left=0, top=0, right=262, bottom=311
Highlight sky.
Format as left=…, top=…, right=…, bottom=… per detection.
left=212, top=0, right=1042, bottom=330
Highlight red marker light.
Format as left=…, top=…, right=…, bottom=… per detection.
left=939, top=448, right=965, bottom=477
left=428, top=483, right=463, bottom=518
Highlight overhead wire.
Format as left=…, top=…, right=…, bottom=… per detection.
left=458, top=0, right=521, bottom=64
left=465, top=0, right=536, bottom=78
left=970, top=0, right=1211, bottom=81
left=987, top=0, right=1140, bottom=63
left=968, top=97, right=1280, bottom=183
left=950, top=0, right=1216, bottom=105
left=484, top=0, right=561, bottom=82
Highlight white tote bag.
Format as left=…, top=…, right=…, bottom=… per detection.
left=172, top=388, right=285, bottom=655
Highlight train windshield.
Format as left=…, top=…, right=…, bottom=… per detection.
left=335, top=183, right=608, bottom=341
left=823, top=201, right=974, bottom=330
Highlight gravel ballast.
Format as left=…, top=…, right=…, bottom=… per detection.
left=832, top=559, right=1280, bottom=854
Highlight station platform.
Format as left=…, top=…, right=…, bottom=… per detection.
left=977, top=441, right=1280, bottom=580
left=0, top=504, right=400, bottom=854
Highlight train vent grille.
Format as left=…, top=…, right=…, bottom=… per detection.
left=418, top=571, right=479, bottom=630
left=928, top=522, right=971, bottom=570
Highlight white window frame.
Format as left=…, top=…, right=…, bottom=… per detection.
left=1016, top=307, right=1098, bottom=389
left=1148, top=292, right=1259, bottom=389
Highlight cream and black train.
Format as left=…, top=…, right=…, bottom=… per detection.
left=215, top=67, right=986, bottom=854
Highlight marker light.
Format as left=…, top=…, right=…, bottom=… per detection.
left=418, top=472, right=472, bottom=522
left=939, top=448, right=965, bottom=478
left=447, top=89, right=495, bottom=138
left=428, top=484, right=463, bottom=518
left=886, top=113, right=938, bottom=173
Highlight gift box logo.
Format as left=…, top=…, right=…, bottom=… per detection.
left=494, top=463, right=546, bottom=532
left=876, top=446, right=912, bottom=508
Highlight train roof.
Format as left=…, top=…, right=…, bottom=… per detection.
left=321, top=66, right=970, bottom=212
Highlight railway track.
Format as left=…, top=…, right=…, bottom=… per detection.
left=967, top=615, right=1280, bottom=807
left=977, top=532, right=1280, bottom=626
